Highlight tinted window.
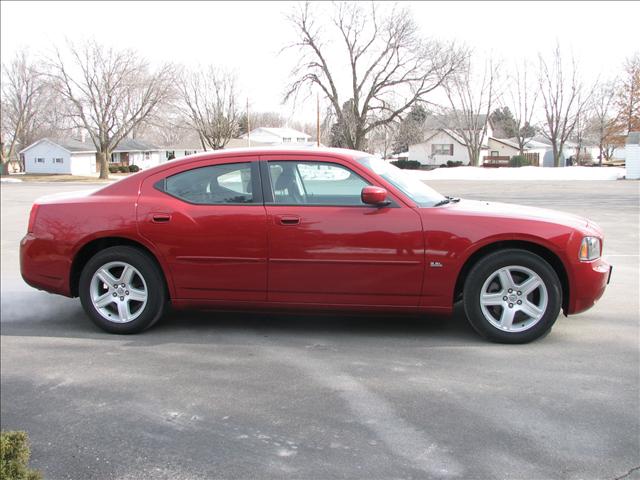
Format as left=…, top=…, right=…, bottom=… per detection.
left=164, top=163, right=255, bottom=204
left=269, top=161, right=369, bottom=205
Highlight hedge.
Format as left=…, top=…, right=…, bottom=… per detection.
left=0, top=431, right=42, bottom=480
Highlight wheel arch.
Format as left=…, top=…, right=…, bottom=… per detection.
left=453, top=240, right=570, bottom=314
left=70, top=236, right=172, bottom=299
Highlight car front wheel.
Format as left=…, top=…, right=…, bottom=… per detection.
left=79, top=246, right=167, bottom=334
left=463, top=249, right=562, bottom=343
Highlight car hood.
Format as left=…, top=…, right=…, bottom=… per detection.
left=441, top=199, right=592, bottom=230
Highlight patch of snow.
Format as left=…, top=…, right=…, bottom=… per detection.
left=411, top=166, right=626, bottom=181
left=1, top=177, right=22, bottom=183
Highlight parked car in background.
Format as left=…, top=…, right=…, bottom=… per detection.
left=20, top=148, right=611, bottom=343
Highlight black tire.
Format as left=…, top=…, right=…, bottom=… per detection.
left=463, top=249, right=562, bottom=344
left=79, top=246, right=167, bottom=334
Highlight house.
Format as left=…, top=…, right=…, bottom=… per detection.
left=159, top=144, right=204, bottom=161
left=409, top=129, right=489, bottom=166
left=626, top=131, right=640, bottom=179
left=20, top=138, right=165, bottom=175
left=21, top=138, right=98, bottom=175
left=108, top=139, right=164, bottom=170
left=243, top=127, right=314, bottom=146
left=408, top=114, right=494, bottom=166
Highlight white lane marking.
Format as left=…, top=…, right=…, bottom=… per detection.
left=269, top=348, right=462, bottom=477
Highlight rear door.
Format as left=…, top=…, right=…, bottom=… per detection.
left=137, top=156, right=268, bottom=301
left=261, top=154, right=425, bottom=307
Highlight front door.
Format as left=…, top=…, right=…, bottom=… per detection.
left=262, top=156, right=424, bottom=306
left=137, top=157, right=267, bottom=301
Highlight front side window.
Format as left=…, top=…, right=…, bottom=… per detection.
left=162, top=162, right=255, bottom=205
left=268, top=161, right=369, bottom=206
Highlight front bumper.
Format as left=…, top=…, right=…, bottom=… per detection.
left=567, top=257, right=611, bottom=315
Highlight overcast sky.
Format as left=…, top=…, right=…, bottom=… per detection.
left=2, top=1, right=638, bottom=124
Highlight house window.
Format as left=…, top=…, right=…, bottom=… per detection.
left=282, top=137, right=291, bottom=143
left=53, top=157, right=64, bottom=164
left=110, top=154, right=119, bottom=163
left=296, top=137, right=305, bottom=142
left=491, top=150, right=499, bottom=156
left=35, top=157, right=45, bottom=164
left=432, top=144, right=454, bottom=155
left=144, top=151, right=151, bottom=160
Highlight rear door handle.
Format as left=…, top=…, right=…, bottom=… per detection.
left=151, top=213, right=171, bottom=223
left=277, top=215, right=300, bottom=226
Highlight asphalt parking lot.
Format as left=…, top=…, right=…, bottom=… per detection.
left=1, top=179, right=639, bottom=480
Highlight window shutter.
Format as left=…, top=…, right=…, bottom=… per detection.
left=450, top=144, right=454, bottom=155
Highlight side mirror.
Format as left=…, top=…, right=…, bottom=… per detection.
left=361, top=186, right=390, bottom=207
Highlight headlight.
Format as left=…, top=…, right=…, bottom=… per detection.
left=579, top=237, right=601, bottom=261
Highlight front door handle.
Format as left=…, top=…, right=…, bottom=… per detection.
left=277, top=215, right=300, bottom=226
left=151, top=213, right=171, bottom=223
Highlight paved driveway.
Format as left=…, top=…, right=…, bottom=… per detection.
left=1, top=180, right=638, bottom=479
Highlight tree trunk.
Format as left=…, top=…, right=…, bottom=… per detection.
left=553, top=144, right=562, bottom=167
left=97, top=151, right=110, bottom=179
left=1, top=160, right=9, bottom=176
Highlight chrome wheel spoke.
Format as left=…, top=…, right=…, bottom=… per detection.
left=499, top=307, right=516, bottom=330
left=518, top=276, right=541, bottom=295
left=120, top=265, right=135, bottom=284
left=96, top=268, right=118, bottom=286
left=480, top=292, right=504, bottom=306
left=117, top=300, right=131, bottom=323
left=519, top=300, right=544, bottom=320
left=128, top=287, right=146, bottom=302
left=498, top=268, right=515, bottom=290
left=94, top=292, right=114, bottom=308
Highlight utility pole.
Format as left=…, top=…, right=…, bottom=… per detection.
left=316, top=92, right=320, bottom=147
left=247, top=97, right=251, bottom=147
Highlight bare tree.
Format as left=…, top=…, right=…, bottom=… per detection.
left=503, top=60, right=538, bottom=155
left=1, top=50, right=58, bottom=173
left=588, top=82, right=622, bottom=164
left=614, top=52, right=640, bottom=134
left=538, top=45, right=592, bottom=167
left=177, top=66, right=240, bottom=151
left=442, top=56, right=497, bottom=166
left=49, top=40, right=174, bottom=179
left=283, top=2, right=465, bottom=151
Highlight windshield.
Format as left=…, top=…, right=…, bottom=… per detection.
left=357, top=156, right=446, bottom=207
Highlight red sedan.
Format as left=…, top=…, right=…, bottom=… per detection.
left=20, top=148, right=611, bottom=343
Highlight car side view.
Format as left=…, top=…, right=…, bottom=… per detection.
left=20, top=148, right=612, bottom=343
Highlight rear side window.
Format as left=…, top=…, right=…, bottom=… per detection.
left=162, top=162, right=256, bottom=204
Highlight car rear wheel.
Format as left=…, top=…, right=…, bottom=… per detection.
left=463, top=249, right=562, bottom=343
left=79, top=246, right=167, bottom=334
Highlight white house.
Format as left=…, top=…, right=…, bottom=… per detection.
left=625, top=131, right=640, bottom=179
left=21, top=138, right=98, bottom=175
left=243, top=127, right=313, bottom=146
left=409, top=129, right=489, bottom=166
left=21, top=138, right=166, bottom=175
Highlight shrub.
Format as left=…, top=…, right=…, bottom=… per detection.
left=510, top=155, right=530, bottom=167
left=391, top=159, right=422, bottom=170
left=128, top=164, right=140, bottom=173
left=118, top=166, right=129, bottom=173
left=446, top=160, right=463, bottom=168
left=108, top=166, right=119, bottom=174
left=0, top=431, right=42, bottom=480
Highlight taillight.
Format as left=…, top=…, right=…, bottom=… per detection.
left=27, top=204, right=40, bottom=233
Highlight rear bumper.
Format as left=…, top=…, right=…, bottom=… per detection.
left=20, top=233, right=71, bottom=296
left=567, top=257, right=611, bottom=315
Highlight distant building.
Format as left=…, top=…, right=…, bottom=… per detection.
left=242, top=127, right=314, bottom=146
left=19, top=138, right=172, bottom=175
left=626, top=132, right=640, bottom=179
